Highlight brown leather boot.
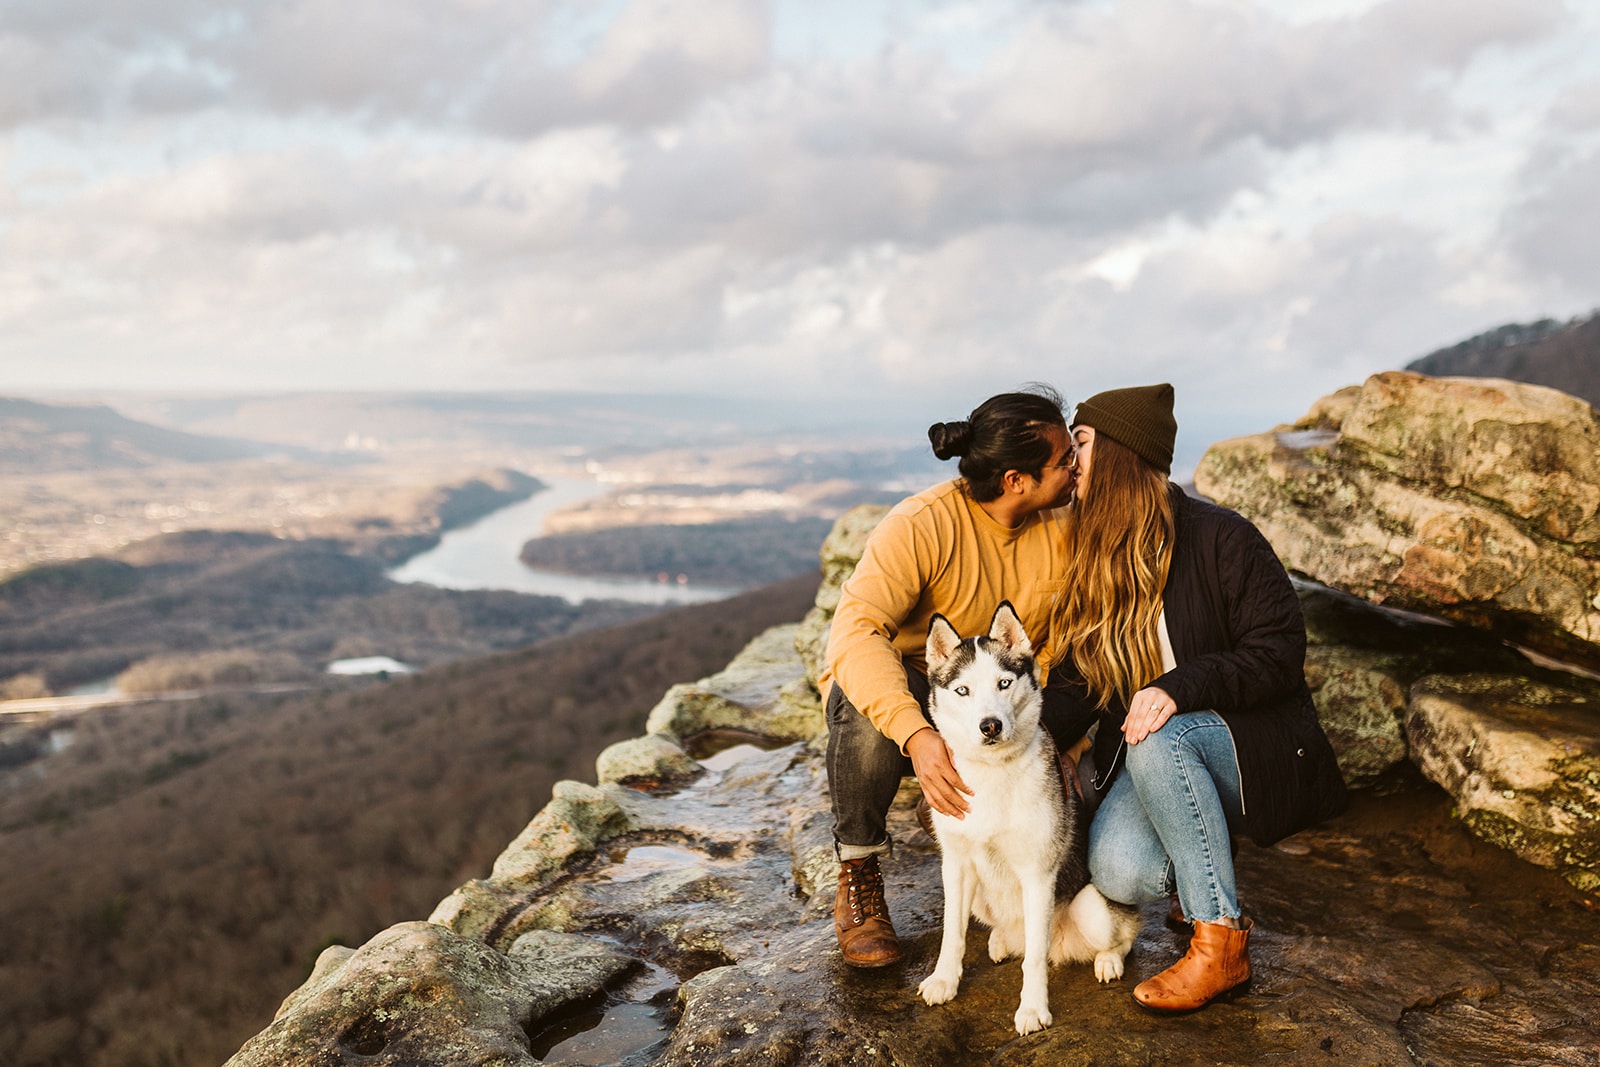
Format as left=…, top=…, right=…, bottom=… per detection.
left=834, top=855, right=902, bottom=968
left=1133, top=918, right=1252, bottom=1013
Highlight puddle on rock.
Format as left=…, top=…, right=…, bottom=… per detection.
left=530, top=953, right=677, bottom=1065
left=697, top=743, right=770, bottom=772
left=683, top=727, right=787, bottom=765
left=1275, top=428, right=1339, bottom=450
left=599, top=844, right=707, bottom=883
left=533, top=1001, right=666, bottom=1064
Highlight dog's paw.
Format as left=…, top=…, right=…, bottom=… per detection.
left=1093, top=950, right=1126, bottom=983
left=1013, top=1001, right=1053, bottom=1036
left=987, top=928, right=1016, bottom=963
left=918, top=971, right=961, bottom=1006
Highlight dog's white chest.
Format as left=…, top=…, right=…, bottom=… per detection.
left=941, top=754, right=1061, bottom=860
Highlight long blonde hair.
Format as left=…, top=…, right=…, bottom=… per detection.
left=1055, top=433, right=1174, bottom=711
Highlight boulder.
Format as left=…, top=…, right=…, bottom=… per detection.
left=597, top=733, right=704, bottom=787
left=429, top=779, right=634, bottom=941
left=647, top=623, right=824, bottom=746
left=224, top=922, right=633, bottom=1067
left=1295, top=579, right=1540, bottom=788
left=1303, top=645, right=1410, bottom=787
left=794, top=503, right=890, bottom=686
left=1406, top=673, right=1600, bottom=891
left=1197, top=371, right=1600, bottom=672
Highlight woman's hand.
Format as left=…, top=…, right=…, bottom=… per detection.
left=907, top=727, right=973, bottom=818
left=1123, top=686, right=1177, bottom=745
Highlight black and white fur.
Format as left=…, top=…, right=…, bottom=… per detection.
left=917, top=602, right=1140, bottom=1036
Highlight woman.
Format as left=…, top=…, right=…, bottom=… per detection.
left=1052, top=383, right=1347, bottom=1013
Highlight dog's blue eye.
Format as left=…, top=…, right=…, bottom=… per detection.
left=997, top=678, right=1011, bottom=690
left=955, top=685, right=969, bottom=696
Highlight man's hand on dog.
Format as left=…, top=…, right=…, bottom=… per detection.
left=908, top=727, right=973, bottom=817
left=1123, top=685, right=1177, bottom=745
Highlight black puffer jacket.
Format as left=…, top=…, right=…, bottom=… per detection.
left=1056, top=486, right=1348, bottom=847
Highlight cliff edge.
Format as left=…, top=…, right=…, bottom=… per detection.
left=228, top=374, right=1600, bottom=1067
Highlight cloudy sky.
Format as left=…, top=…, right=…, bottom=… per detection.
left=3, top=0, right=1598, bottom=461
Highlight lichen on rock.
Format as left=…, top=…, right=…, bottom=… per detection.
left=1406, top=673, right=1600, bottom=890
left=1198, top=371, right=1600, bottom=669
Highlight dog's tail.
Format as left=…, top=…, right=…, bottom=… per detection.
left=1050, top=885, right=1140, bottom=965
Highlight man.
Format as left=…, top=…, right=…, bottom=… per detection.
left=820, top=386, right=1082, bottom=967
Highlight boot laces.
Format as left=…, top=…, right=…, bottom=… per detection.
left=846, top=857, right=888, bottom=920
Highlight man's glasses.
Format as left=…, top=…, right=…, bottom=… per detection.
left=1040, top=448, right=1077, bottom=470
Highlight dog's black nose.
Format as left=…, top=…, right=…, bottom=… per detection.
left=980, top=717, right=1003, bottom=740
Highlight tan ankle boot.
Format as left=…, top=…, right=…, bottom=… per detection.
left=1133, top=918, right=1252, bottom=1013
left=834, top=855, right=901, bottom=968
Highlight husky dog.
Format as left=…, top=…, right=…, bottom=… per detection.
left=916, top=602, right=1140, bottom=1036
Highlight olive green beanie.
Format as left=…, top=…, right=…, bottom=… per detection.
left=1073, top=383, right=1177, bottom=474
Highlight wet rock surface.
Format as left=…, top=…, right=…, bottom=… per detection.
left=233, top=622, right=1600, bottom=1067
left=648, top=762, right=1599, bottom=1067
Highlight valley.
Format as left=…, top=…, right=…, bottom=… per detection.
left=0, top=390, right=868, bottom=1067
left=0, top=391, right=929, bottom=703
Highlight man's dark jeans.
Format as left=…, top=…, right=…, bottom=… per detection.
left=826, top=663, right=1082, bottom=860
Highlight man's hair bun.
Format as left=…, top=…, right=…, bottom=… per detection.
left=924, top=386, right=1065, bottom=501
left=928, top=420, right=974, bottom=460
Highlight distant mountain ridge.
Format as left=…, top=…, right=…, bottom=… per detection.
left=0, top=396, right=334, bottom=473
left=1406, top=309, right=1600, bottom=408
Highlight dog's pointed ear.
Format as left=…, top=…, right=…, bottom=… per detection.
left=988, top=601, right=1032, bottom=655
left=927, top=613, right=961, bottom=669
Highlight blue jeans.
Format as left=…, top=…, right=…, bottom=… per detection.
left=1087, top=711, right=1245, bottom=924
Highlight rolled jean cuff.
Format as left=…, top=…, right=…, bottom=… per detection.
left=836, top=838, right=893, bottom=861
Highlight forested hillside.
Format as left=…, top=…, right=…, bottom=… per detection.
left=0, top=573, right=819, bottom=1067
left=0, top=528, right=649, bottom=695
left=1407, top=310, right=1600, bottom=407
left=519, top=517, right=835, bottom=585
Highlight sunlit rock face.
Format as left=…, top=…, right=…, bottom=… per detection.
left=1407, top=674, right=1600, bottom=892
left=1197, top=371, right=1600, bottom=672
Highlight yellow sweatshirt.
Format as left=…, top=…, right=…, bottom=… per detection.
left=820, top=479, right=1068, bottom=751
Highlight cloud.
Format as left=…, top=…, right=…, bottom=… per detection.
left=1503, top=143, right=1600, bottom=302
left=963, top=0, right=1565, bottom=158
left=0, top=0, right=1592, bottom=433
left=1498, top=66, right=1600, bottom=304
left=0, top=0, right=770, bottom=132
